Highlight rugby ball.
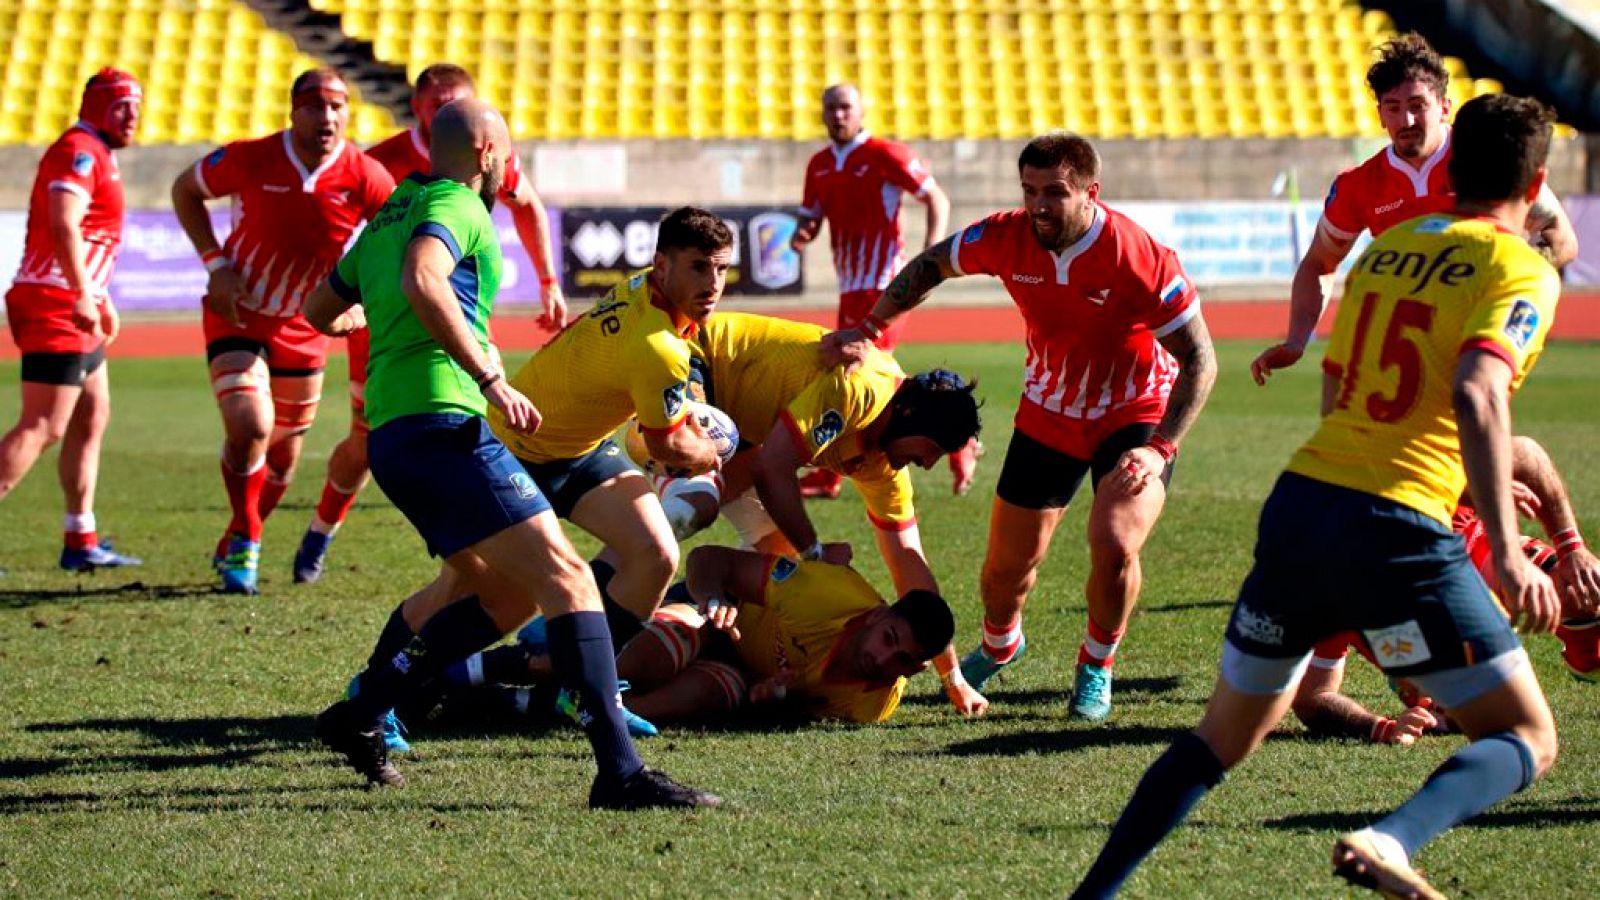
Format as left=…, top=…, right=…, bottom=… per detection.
left=622, top=400, right=740, bottom=477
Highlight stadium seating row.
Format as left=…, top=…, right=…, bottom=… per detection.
left=0, top=0, right=1517, bottom=144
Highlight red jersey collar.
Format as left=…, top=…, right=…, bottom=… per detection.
left=1045, top=202, right=1108, bottom=285
left=646, top=271, right=699, bottom=338
left=1383, top=127, right=1451, bottom=197
left=829, top=131, right=872, bottom=170
left=281, top=130, right=348, bottom=193
left=407, top=125, right=429, bottom=162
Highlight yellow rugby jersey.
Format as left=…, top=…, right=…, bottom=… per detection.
left=734, top=556, right=904, bottom=724
left=492, top=269, right=696, bottom=463
left=694, top=312, right=916, bottom=529
left=1289, top=214, right=1560, bottom=524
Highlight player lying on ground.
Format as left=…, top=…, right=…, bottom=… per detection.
left=303, top=98, right=717, bottom=809
left=628, top=315, right=988, bottom=714
left=1295, top=435, right=1600, bottom=745
left=418, top=544, right=957, bottom=730
left=1073, top=94, right=1575, bottom=899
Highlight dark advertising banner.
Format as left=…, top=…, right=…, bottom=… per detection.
left=560, top=206, right=803, bottom=298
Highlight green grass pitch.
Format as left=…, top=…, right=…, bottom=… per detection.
left=1, top=340, right=1596, bottom=897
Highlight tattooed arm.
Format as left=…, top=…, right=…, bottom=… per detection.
left=820, top=236, right=962, bottom=370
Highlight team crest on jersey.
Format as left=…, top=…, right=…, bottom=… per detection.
left=71, top=151, right=94, bottom=177
left=811, top=410, right=845, bottom=449
left=205, top=147, right=225, bottom=167
left=1504, top=299, right=1540, bottom=350
left=508, top=472, right=539, bottom=500
left=962, top=222, right=986, bottom=244
left=662, top=381, right=688, bottom=419
left=771, top=557, right=798, bottom=582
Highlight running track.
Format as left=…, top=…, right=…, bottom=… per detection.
left=5, top=296, right=1599, bottom=359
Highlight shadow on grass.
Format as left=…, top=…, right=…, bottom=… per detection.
left=1143, top=598, right=1234, bottom=615
left=5, top=714, right=312, bottom=780
left=900, top=676, right=1184, bottom=709
left=940, top=723, right=1188, bottom=757
left=1263, top=796, right=1600, bottom=833
left=0, top=580, right=221, bottom=609
left=0, top=782, right=561, bottom=817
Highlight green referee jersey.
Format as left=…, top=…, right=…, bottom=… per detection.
left=330, top=174, right=503, bottom=430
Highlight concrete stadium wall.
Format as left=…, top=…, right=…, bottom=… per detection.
left=0, top=137, right=1584, bottom=301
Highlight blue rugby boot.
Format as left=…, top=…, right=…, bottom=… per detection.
left=1068, top=661, right=1114, bottom=721
left=346, top=675, right=411, bottom=754
left=958, top=634, right=1027, bottom=692
left=218, top=535, right=261, bottom=595
left=60, top=540, right=143, bottom=572
left=555, top=684, right=658, bottom=738
left=292, top=529, right=333, bottom=584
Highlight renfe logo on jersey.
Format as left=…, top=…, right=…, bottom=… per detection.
left=662, top=382, right=688, bottom=419
left=71, top=151, right=94, bottom=176
left=811, top=409, right=845, bottom=449
left=1159, top=276, right=1187, bottom=307
left=1504, top=299, right=1540, bottom=350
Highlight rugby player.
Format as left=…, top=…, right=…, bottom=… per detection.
left=171, top=68, right=396, bottom=594
left=304, top=98, right=718, bottom=809
left=1296, top=435, right=1600, bottom=745
left=1251, top=33, right=1578, bottom=386
left=827, top=132, right=1218, bottom=721
left=1074, top=94, right=1566, bottom=899
left=638, top=312, right=987, bottom=714
left=292, top=62, right=566, bottom=584
left=790, top=83, right=977, bottom=497
left=0, top=69, right=143, bottom=571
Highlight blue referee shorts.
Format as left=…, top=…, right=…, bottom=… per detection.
left=369, top=412, right=553, bottom=558
left=515, top=439, right=635, bottom=520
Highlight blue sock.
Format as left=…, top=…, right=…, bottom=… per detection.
left=363, top=604, right=415, bottom=672
left=1375, top=732, right=1536, bottom=859
left=348, top=595, right=503, bottom=724
left=546, top=610, right=645, bottom=783
left=1074, top=732, right=1226, bottom=899
left=590, top=560, right=645, bottom=650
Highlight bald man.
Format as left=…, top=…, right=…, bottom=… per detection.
left=792, top=84, right=974, bottom=497
left=303, top=99, right=721, bottom=810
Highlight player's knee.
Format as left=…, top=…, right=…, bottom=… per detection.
left=1088, top=520, right=1143, bottom=568
left=981, top=555, right=1041, bottom=598
left=687, top=660, right=746, bottom=714
left=1520, top=722, right=1559, bottom=777
left=626, top=537, right=679, bottom=594
left=16, top=412, right=69, bottom=447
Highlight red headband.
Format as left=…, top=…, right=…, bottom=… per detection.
left=79, top=68, right=141, bottom=132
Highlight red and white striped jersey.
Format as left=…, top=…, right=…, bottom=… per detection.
left=194, top=131, right=394, bottom=318
left=950, top=205, right=1200, bottom=420
left=800, top=133, right=933, bottom=294
left=366, top=125, right=525, bottom=200
left=14, top=124, right=125, bottom=294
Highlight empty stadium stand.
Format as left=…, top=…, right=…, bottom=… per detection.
left=0, top=0, right=396, bottom=145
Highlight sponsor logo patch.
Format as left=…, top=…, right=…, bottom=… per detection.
left=811, top=409, right=844, bottom=449
left=509, top=472, right=539, bottom=500
left=1232, top=605, right=1285, bottom=647
left=71, top=151, right=94, bottom=177
left=962, top=221, right=986, bottom=244
left=1011, top=273, right=1044, bottom=285
left=662, top=381, right=688, bottom=419
left=205, top=147, right=225, bottom=167
left=772, top=557, right=798, bottom=582
left=1363, top=620, right=1433, bottom=669
left=1504, top=299, right=1540, bottom=350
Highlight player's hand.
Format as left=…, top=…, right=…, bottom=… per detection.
left=1555, top=544, right=1600, bottom=615
left=789, top=221, right=818, bottom=252
left=70, top=287, right=103, bottom=338
left=328, top=304, right=366, bottom=337
left=701, top=596, right=741, bottom=641
left=1110, top=446, right=1164, bottom=496
left=538, top=282, right=568, bottom=331
left=1390, top=706, right=1440, bottom=746
left=485, top=380, right=542, bottom=435
left=1250, top=342, right=1305, bottom=386
left=1511, top=480, right=1543, bottom=520
left=97, top=296, right=120, bottom=346
left=943, top=676, right=989, bottom=717
left=204, top=266, right=248, bottom=327
left=819, top=328, right=873, bottom=375
left=749, top=665, right=797, bottom=704
left=1496, top=551, right=1561, bottom=634
left=949, top=437, right=980, bottom=496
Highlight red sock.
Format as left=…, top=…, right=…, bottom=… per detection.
left=982, top=616, right=1023, bottom=663
left=64, top=530, right=97, bottom=550
left=63, top=512, right=98, bottom=549
left=222, top=458, right=267, bottom=541
left=259, top=476, right=290, bottom=523
left=314, top=479, right=360, bottom=530
left=1078, top=618, right=1125, bottom=668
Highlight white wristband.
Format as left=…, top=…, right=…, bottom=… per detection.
left=203, top=254, right=231, bottom=274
